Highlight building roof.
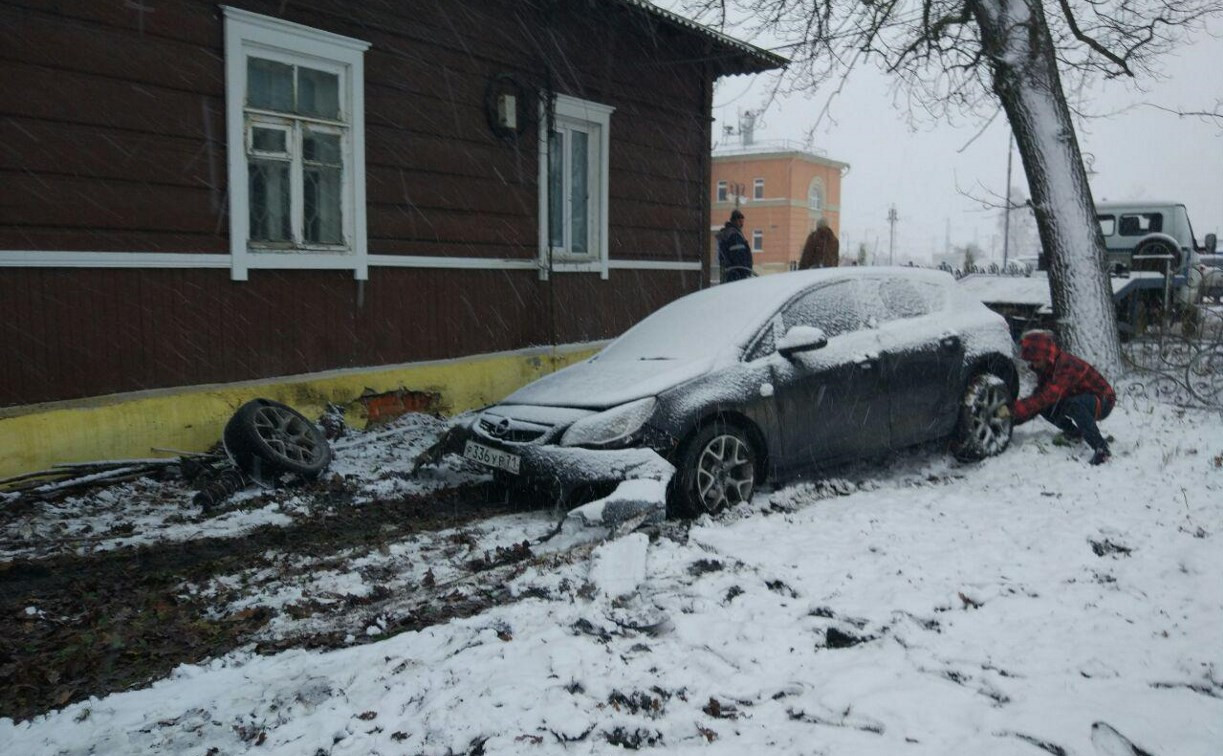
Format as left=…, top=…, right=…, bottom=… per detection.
left=713, top=140, right=850, bottom=170
left=614, top=0, right=788, bottom=76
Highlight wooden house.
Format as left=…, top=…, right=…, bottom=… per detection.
left=0, top=0, right=783, bottom=410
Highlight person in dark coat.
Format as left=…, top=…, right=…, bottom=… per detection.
left=1007, top=330, right=1117, bottom=465
left=716, top=209, right=752, bottom=282
left=798, top=217, right=839, bottom=269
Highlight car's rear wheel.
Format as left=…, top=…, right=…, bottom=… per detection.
left=670, top=421, right=757, bottom=518
left=952, top=373, right=1013, bottom=461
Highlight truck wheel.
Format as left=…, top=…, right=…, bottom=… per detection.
left=223, top=399, right=332, bottom=482
left=1131, top=236, right=1183, bottom=273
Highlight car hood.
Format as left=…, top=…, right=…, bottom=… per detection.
left=504, top=356, right=714, bottom=409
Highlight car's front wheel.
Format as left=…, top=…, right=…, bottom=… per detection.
left=670, top=421, right=758, bottom=518
left=952, top=373, right=1014, bottom=461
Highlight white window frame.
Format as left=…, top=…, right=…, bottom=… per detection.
left=808, top=178, right=824, bottom=211
left=538, top=93, right=614, bottom=279
left=753, top=178, right=764, bottom=200
left=716, top=180, right=728, bottom=203
left=224, top=6, right=370, bottom=281
left=752, top=229, right=763, bottom=252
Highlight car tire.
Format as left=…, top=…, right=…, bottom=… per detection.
left=669, top=421, right=758, bottom=518
left=951, top=373, right=1014, bottom=461
left=1131, top=236, right=1183, bottom=273
left=223, top=398, right=332, bottom=481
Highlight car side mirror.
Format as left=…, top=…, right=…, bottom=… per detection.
left=1206, top=233, right=1217, bottom=254
left=777, top=325, right=828, bottom=359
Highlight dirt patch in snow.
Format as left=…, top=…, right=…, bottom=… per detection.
left=0, top=480, right=536, bottom=722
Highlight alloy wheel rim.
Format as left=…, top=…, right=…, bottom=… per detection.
left=695, top=434, right=754, bottom=512
left=968, top=383, right=1012, bottom=454
left=252, top=406, right=325, bottom=465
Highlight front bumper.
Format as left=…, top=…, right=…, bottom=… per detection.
left=443, top=405, right=677, bottom=494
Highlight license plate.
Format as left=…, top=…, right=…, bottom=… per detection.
left=463, top=440, right=521, bottom=474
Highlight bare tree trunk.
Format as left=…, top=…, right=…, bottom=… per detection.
left=973, top=0, right=1123, bottom=376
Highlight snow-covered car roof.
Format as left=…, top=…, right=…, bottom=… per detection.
left=597, top=267, right=960, bottom=363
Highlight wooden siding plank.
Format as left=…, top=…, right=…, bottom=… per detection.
left=0, top=5, right=224, bottom=94
left=0, top=172, right=223, bottom=235
left=0, top=118, right=226, bottom=193
left=0, top=62, right=223, bottom=141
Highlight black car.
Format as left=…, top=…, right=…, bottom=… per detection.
left=455, top=268, right=1018, bottom=517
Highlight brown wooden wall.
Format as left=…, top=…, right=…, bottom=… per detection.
left=0, top=0, right=716, bottom=406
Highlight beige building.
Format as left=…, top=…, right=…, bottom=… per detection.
left=710, top=142, right=848, bottom=278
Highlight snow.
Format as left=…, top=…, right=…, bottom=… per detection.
left=3, top=390, right=1221, bottom=754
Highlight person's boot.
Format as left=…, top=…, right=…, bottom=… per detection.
left=1089, top=446, right=1111, bottom=466
left=1053, top=431, right=1083, bottom=447
left=1052, top=419, right=1082, bottom=447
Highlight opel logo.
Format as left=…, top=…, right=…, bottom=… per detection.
left=489, top=418, right=512, bottom=438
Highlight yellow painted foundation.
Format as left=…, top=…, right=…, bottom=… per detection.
left=0, top=342, right=603, bottom=481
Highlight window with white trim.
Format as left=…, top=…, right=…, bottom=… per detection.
left=753, top=178, right=764, bottom=200
left=539, top=94, right=614, bottom=277
left=752, top=229, right=763, bottom=252
left=808, top=179, right=824, bottom=211
left=716, top=180, right=727, bottom=202
left=223, top=7, right=370, bottom=280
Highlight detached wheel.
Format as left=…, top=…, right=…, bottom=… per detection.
left=223, top=398, right=332, bottom=481
left=670, top=421, right=758, bottom=518
left=952, top=373, right=1013, bottom=461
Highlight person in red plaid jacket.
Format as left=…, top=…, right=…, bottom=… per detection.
left=1009, top=330, right=1116, bottom=465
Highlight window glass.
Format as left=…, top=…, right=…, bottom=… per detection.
left=1119, top=213, right=1163, bottom=236
left=753, top=178, right=764, bottom=199
left=745, top=317, right=778, bottom=361
left=717, top=181, right=727, bottom=202
left=752, top=229, right=763, bottom=251
left=249, top=160, right=291, bottom=242
left=298, top=66, right=340, bottom=119
left=782, top=281, right=866, bottom=338
left=570, top=130, right=589, bottom=254
left=1097, top=215, right=1116, bottom=237
left=880, top=278, right=943, bottom=320
left=808, top=183, right=823, bottom=210
left=248, top=58, right=293, bottom=111
left=303, top=130, right=343, bottom=244
left=251, top=126, right=287, bottom=153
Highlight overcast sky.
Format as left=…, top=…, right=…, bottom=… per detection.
left=693, top=8, right=1223, bottom=265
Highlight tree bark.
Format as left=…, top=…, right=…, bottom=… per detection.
left=972, top=0, right=1123, bottom=376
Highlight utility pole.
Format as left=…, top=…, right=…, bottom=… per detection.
left=887, top=205, right=898, bottom=265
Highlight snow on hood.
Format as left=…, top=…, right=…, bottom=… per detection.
left=503, top=356, right=714, bottom=409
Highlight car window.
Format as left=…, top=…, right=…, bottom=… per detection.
left=744, top=315, right=779, bottom=361
left=1097, top=215, right=1116, bottom=237
left=879, top=278, right=945, bottom=320
left=1119, top=213, right=1162, bottom=236
left=781, top=280, right=867, bottom=338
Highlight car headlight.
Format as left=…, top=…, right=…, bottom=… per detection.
left=559, top=397, right=657, bottom=448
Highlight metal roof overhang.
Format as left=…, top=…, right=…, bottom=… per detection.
left=613, top=0, right=788, bottom=76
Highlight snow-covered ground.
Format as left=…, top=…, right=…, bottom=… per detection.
left=3, top=391, right=1222, bottom=755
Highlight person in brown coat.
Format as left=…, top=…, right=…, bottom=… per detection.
left=798, top=218, right=839, bottom=269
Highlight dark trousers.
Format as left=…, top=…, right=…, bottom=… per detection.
left=1039, top=394, right=1113, bottom=451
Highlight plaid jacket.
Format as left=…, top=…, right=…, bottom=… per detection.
left=1013, top=332, right=1115, bottom=423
